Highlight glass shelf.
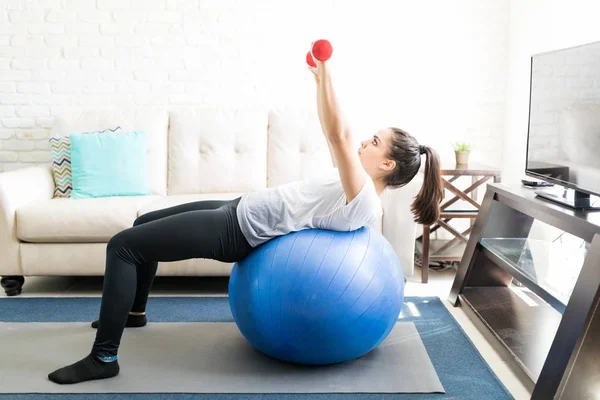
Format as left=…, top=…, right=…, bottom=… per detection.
left=479, top=238, right=587, bottom=306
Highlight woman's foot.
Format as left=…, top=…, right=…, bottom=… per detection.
left=91, top=313, right=147, bottom=329
left=48, top=353, right=119, bottom=384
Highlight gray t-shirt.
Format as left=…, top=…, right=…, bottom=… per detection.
left=236, top=169, right=383, bottom=247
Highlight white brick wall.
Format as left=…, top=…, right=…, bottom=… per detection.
left=0, top=0, right=510, bottom=172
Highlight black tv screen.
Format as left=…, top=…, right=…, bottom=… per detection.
left=526, top=41, right=600, bottom=198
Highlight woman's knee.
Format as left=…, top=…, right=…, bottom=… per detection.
left=107, top=229, right=143, bottom=264
left=107, top=230, right=131, bottom=252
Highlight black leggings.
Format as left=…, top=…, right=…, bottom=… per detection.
left=92, top=197, right=254, bottom=358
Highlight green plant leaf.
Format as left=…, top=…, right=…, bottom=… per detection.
left=453, top=141, right=471, bottom=152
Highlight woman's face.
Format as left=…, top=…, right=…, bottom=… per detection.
left=358, top=128, right=395, bottom=178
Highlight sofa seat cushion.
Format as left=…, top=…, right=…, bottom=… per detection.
left=16, top=195, right=161, bottom=243
left=139, top=193, right=247, bottom=216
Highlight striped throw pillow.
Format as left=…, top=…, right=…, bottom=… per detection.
left=49, top=127, right=122, bottom=198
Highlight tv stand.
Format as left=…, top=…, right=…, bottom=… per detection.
left=535, top=187, right=600, bottom=211
left=449, top=183, right=600, bottom=399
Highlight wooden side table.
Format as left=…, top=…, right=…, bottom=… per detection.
left=418, top=163, right=501, bottom=283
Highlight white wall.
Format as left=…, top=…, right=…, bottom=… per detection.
left=503, top=0, right=600, bottom=183
left=0, top=0, right=510, bottom=172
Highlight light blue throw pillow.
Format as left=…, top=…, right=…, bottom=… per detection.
left=70, top=130, right=151, bottom=199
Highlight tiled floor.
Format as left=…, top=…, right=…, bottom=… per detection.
left=1, top=266, right=533, bottom=399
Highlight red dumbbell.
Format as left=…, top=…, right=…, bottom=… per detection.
left=306, top=51, right=316, bottom=68
left=306, top=39, right=333, bottom=67
left=311, top=39, right=333, bottom=62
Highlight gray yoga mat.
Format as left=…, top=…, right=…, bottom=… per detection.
left=0, top=322, right=444, bottom=394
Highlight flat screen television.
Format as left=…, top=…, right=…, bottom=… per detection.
left=525, top=40, right=600, bottom=210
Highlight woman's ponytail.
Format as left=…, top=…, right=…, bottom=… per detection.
left=410, top=146, right=443, bottom=225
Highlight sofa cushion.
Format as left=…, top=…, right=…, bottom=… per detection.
left=139, top=193, right=246, bottom=216
left=16, top=195, right=161, bottom=243
left=267, top=108, right=338, bottom=187
left=51, top=108, right=169, bottom=196
left=168, top=108, right=268, bottom=195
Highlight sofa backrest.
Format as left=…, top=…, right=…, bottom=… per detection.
left=167, top=108, right=268, bottom=195
left=167, top=107, right=337, bottom=194
left=51, top=108, right=169, bottom=196
left=267, top=108, right=336, bottom=187
left=51, top=107, right=354, bottom=196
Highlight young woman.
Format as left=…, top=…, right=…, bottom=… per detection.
left=48, top=56, right=443, bottom=384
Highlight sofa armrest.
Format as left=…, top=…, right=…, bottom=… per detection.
left=0, top=165, right=55, bottom=275
left=381, top=173, right=423, bottom=278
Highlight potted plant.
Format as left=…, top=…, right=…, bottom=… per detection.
left=453, top=142, right=471, bottom=165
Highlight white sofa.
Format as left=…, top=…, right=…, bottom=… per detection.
left=0, top=108, right=422, bottom=296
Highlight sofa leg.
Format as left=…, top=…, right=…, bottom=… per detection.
left=1, top=276, right=25, bottom=296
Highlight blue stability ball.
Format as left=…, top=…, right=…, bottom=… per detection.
left=228, top=226, right=405, bottom=365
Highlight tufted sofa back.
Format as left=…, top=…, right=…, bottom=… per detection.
left=267, top=107, right=338, bottom=187
left=168, top=108, right=268, bottom=194
left=168, top=107, right=343, bottom=194
left=52, top=107, right=355, bottom=196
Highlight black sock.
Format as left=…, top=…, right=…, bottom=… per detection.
left=48, top=353, right=119, bottom=384
left=91, top=313, right=147, bottom=329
